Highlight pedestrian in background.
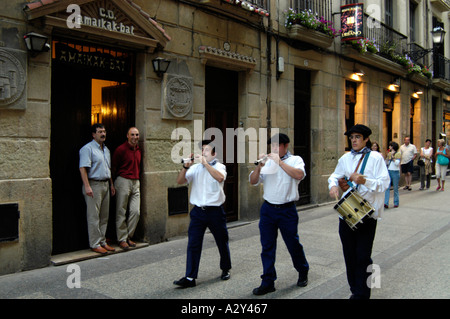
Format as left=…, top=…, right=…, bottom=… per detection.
left=79, top=123, right=116, bottom=254
left=112, top=127, right=142, bottom=250
left=419, top=139, right=433, bottom=190
left=384, top=141, right=401, bottom=208
left=400, top=136, right=417, bottom=191
left=435, top=139, right=449, bottom=191
left=371, top=141, right=381, bottom=153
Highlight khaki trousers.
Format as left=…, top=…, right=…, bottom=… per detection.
left=114, top=176, right=141, bottom=242
left=82, top=180, right=110, bottom=248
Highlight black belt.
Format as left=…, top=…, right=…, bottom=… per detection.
left=89, top=179, right=109, bottom=182
left=196, top=205, right=221, bottom=211
left=264, top=200, right=295, bottom=209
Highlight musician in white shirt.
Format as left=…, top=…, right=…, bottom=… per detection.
left=249, top=133, right=309, bottom=295
left=173, top=140, right=231, bottom=288
left=328, top=124, right=390, bottom=299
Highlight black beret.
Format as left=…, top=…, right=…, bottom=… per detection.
left=344, top=124, right=372, bottom=138
left=267, top=133, right=290, bottom=144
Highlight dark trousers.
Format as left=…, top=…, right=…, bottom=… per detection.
left=258, top=202, right=309, bottom=287
left=185, top=205, right=231, bottom=279
left=339, top=217, right=377, bottom=299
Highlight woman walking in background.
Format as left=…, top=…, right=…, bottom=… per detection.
left=419, top=139, right=433, bottom=190
left=435, top=139, right=449, bottom=191
left=384, top=141, right=401, bottom=208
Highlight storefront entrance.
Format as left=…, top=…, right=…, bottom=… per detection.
left=50, top=39, right=135, bottom=255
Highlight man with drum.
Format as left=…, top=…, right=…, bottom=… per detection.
left=250, top=133, right=309, bottom=296
left=328, top=124, right=390, bottom=299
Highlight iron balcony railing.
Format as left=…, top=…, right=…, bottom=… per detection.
left=433, top=53, right=450, bottom=82
left=362, top=13, right=408, bottom=58
left=290, top=0, right=332, bottom=22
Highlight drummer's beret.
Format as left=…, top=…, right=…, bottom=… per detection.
left=345, top=124, right=372, bottom=138
left=268, top=133, right=290, bottom=144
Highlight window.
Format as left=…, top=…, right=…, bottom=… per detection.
left=385, top=0, right=394, bottom=28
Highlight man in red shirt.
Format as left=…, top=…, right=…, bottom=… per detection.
left=112, top=127, right=142, bottom=250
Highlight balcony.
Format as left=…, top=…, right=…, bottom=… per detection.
left=289, top=0, right=332, bottom=22
left=432, top=53, right=450, bottom=91
left=341, top=12, right=408, bottom=76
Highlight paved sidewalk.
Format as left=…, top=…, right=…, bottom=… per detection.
left=0, top=180, right=449, bottom=300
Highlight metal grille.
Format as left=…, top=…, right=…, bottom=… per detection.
left=168, top=187, right=189, bottom=216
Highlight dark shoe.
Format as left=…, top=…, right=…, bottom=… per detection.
left=384, top=204, right=389, bottom=209
left=173, top=277, right=196, bottom=288
left=221, top=270, right=230, bottom=280
left=119, top=241, right=129, bottom=250
left=394, top=205, right=399, bottom=208
left=297, top=273, right=308, bottom=287
left=252, top=285, right=275, bottom=296
left=127, top=239, right=136, bottom=247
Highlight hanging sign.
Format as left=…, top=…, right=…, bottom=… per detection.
left=340, top=3, right=364, bottom=41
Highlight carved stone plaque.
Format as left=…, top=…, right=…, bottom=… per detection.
left=161, top=75, right=193, bottom=120
left=0, top=48, right=26, bottom=109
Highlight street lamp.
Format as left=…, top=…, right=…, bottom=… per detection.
left=407, top=26, right=446, bottom=61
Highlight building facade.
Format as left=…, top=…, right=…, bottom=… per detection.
left=1, top=0, right=449, bottom=275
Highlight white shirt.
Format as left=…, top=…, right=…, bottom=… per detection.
left=250, top=154, right=306, bottom=204
left=79, top=140, right=111, bottom=180
left=328, top=151, right=390, bottom=219
left=185, top=160, right=227, bottom=207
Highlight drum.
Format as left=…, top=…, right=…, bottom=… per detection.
left=333, top=189, right=375, bottom=230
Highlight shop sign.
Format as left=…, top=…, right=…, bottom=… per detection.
left=54, top=43, right=130, bottom=74
left=340, top=3, right=364, bottom=41
left=67, top=4, right=135, bottom=35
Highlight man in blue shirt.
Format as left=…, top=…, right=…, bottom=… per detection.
left=79, top=123, right=116, bottom=254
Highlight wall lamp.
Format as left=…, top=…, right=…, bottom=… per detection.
left=23, top=32, right=50, bottom=56
left=412, top=88, right=423, bottom=99
left=152, top=57, right=171, bottom=77
left=388, top=78, right=401, bottom=92
left=353, top=68, right=365, bottom=77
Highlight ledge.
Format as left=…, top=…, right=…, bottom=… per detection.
left=432, top=77, right=450, bottom=92
left=341, top=46, right=408, bottom=77
left=287, top=25, right=334, bottom=49
left=408, top=73, right=431, bottom=86
left=199, top=46, right=256, bottom=73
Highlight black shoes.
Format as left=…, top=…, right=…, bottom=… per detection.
left=174, top=270, right=231, bottom=288
left=252, top=285, right=276, bottom=296
left=297, top=273, right=308, bottom=287
left=253, top=273, right=308, bottom=296
left=173, top=277, right=196, bottom=288
left=221, top=270, right=231, bottom=280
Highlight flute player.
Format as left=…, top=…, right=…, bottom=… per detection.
left=249, top=133, right=309, bottom=296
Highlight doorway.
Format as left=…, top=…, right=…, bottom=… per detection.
left=294, top=68, right=311, bottom=205
left=50, top=39, right=135, bottom=255
left=205, top=66, right=239, bottom=222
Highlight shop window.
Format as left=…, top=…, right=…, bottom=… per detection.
left=168, top=187, right=189, bottom=216
left=0, top=203, right=20, bottom=242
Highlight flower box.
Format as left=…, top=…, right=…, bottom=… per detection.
left=288, top=24, right=334, bottom=49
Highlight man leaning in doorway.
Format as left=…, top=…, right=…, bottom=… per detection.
left=173, top=140, right=232, bottom=288
left=400, top=136, right=417, bottom=191
left=112, top=127, right=141, bottom=250
left=79, top=123, right=116, bottom=254
left=249, top=133, right=309, bottom=296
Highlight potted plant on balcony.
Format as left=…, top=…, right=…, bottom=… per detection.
left=284, top=8, right=340, bottom=38
left=350, top=38, right=379, bottom=54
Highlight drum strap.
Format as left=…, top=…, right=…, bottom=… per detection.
left=345, top=151, right=371, bottom=190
